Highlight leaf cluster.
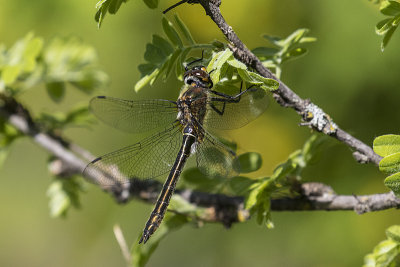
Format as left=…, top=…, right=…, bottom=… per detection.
left=373, top=135, right=400, bottom=197
left=364, top=225, right=400, bottom=267
left=375, top=0, right=400, bottom=51
left=252, top=29, right=316, bottom=78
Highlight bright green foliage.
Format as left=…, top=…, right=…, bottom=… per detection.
left=135, top=17, right=279, bottom=92
left=363, top=225, right=400, bottom=267
left=46, top=177, right=85, bottom=218
left=43, top=37, right=109, bottom=101
left=375, top=0, right=400, bottom=51
left=207, top=48, right=279, bottom=91
left=135, top=15, right=214, bottom=92
left=0, top=32, right=43, bottom=92
left=0, top=33, right=108, bottom=97
left=373, top=134, right=400, bottom=196
left=252, top=28, right=316, bottom=78
left=244, top=134, right=328, bottom=228
left=131, top=212, right=189, bottom=267
left=374, top=134, right=400, bottom=157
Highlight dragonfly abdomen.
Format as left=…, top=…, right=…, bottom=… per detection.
left=139, top=131, right=195, bottom=244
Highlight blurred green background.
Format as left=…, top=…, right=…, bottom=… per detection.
left=1, top=0, right=399, bottom=266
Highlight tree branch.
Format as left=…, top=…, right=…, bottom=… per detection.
left=0, top=94, right=398, bottom=228
left=190, top=0, right=382, bottom=165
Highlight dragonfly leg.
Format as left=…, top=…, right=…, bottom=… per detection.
left=210, top=82, right=256, bottom=104
left=209, top=101, right=226, bottom=116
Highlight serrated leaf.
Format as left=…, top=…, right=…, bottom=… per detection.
left=384, top=172, right=400, bottom=197
left=238, top=152, right=262, bottom=173
left=46, top=82, right=65, bottom=102
left=131, top=213, right=188, bottom=267
left=386, top=225, right=400, bottom=243
left=162, top=17, right=183, bottom=48
left=152, top=34, right=174, bottom=56
left=374, top=135, right=400, bottom=157
left=143, top=0, right=159, bottom=9
left=144, top=43, right=167, bottom=64
left=174, top=14, right=195, bottom=45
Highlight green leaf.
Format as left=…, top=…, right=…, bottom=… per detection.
left=381, top=24, right=398, bottom=51
left=181, top=167, right=225, bottom=191
left=143, top=0, right=159, bottom=9
left=228, top=176, right=257, bottom=195
left=46, top=177, right=84, bottom=218
left=386, top=225, right=400, bottom=243
left=174, top=14, right=195, bottom=45
left=207, top=49, right=233, bottom=84
left=376, top=18, right=394, bottom=35
left=379, top=152, right=400, bottom=174
left=238, top=152, right=262, bottom=173
left=144, top=43, right=167, bottom=64
left=95, top=0, right=130, bottom=28
left=162, top=17, right=183, bottom=48
left=135, top=68, right=159, bottom=92
left=46, top=82, right=65, bottom=102
left=237, top=69, right=279, bottom=91
left=43, top=36, right=109, bottom=94
left=131, top=213, right=188, bottom=267
left=380, top=0, right=400, bottom=16
left=0, top=32, right=43, bottom=87
left=152, top=34, right=174, bottom=56
left=384, top=172, right=400, bottom=197
left=374, top=134, right=400, bottom=157
left=364, top=239, right=399, bottom=267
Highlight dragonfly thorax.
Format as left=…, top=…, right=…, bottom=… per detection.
left=183, top=66, right=213, bottom=89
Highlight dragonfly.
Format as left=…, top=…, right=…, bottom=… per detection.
left=83, top=59, right=269, bottom=244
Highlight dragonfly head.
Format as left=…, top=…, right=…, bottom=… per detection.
left=183, top=66, right=213, bottom=89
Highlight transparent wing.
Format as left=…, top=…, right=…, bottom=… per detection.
left=196, top=131, right=240, bottom=178
left=83, top=123, right=183, bottom=186
left=89, top=96, right=178, bottom=133
left=203, top=86, right=268, bottom=130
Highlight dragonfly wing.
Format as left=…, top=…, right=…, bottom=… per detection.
left=83, top=123, right=183, bottom=187
left=195, top=131, right=240, bottom=178
left=203, top=86, right=268, bottom=130
left=89, top=96, right=178, bottom=133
